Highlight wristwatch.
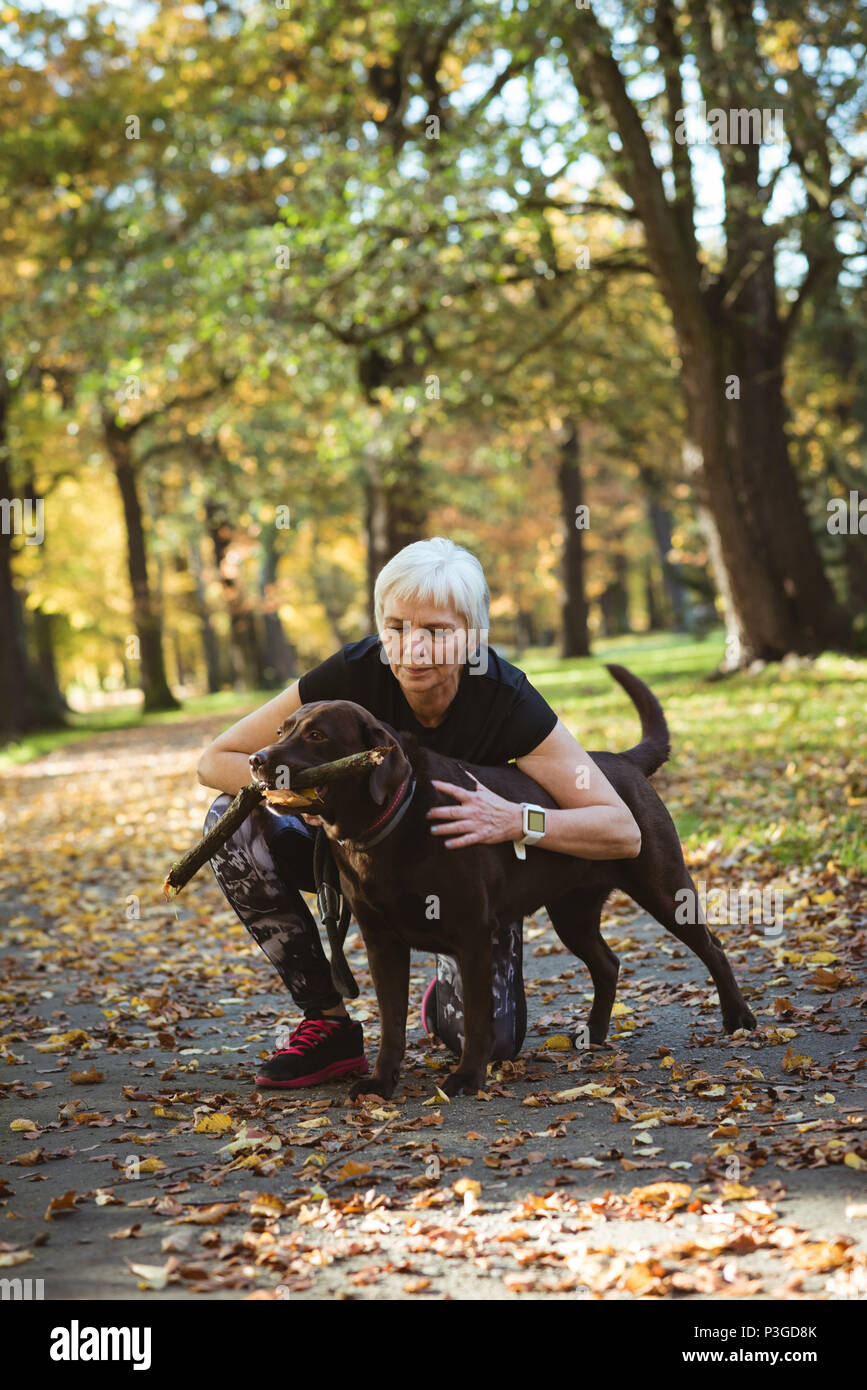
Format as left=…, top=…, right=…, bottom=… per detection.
left=513, top=803, right=547, bottom=859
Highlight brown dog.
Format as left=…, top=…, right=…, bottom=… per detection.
left=250, top=666, right=756, bottom=1098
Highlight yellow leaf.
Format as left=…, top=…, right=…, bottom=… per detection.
left=423, top=1087, right=450, bottom=1106
left=10, top=1119, right=37, bottom=1131
left=782, top=1045, right=814, bottom=1073
left=0, top=1250, right=32, bottom=1267
left=137, top=1158, right=166, bottom=1174
left=336, top=1159, right=371, bottom=1179
left=539, top=1035, right=573, bottom=1051
left=33, top=1029, right=91, bottom=1053
left=454, top=1178, right=481, bottom=1197
left=45, top=1191, right=80, bottom=1220
left=193, top=1113, right=233, bottom=1134
left=719, top=1182, right=758, bottom=1201
left=68, top=1066, right=104, bottom=1084
left=552, top=1084, right=614, bottom=1101
left=611, top=1003, right=632, bottom=1016
left=844, top=1153, right=867, bottom=1171
left=631, top=1182, right=691, bottom=1208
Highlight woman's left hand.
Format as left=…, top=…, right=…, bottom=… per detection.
left=426, top=775, right=523, bottom=849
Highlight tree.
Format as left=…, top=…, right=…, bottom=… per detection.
left=551, top=0, right=862, bottom=665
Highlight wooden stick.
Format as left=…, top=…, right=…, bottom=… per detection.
left=162, top=745, right=395, bottom=900
left=162, top=783, right=264, bottom=900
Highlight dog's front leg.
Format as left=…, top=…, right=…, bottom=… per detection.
left=348, top=925, right=409, bottom=1102
left=441, top=939, right=495, bottom=1098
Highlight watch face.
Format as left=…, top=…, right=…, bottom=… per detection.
left=527, top=809, right=546, bottom=834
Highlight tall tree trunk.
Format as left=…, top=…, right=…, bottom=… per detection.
left=599, top=552, right=630, bottom=637
left=258, top=523, right=297, bottom=687
left=0, top=382, right=67, bottom=736
left=644, top=557, right=663, bottom=632
left=363, top=433, right=428, bottom=631
left=188, top=532, right=222, bottom=693
left=103, top=419, right=179, bottom=712
left=205, top=499, right=260, bottom=689
left=646, top=495, right=688, bottom=631
left=680, top=284, right=850, bottom=665
left=359, top=351, right=428, bottom=630
left=557, top=416, right=591, bottom=658
left=32, top=608, right=68, bottom=713
left=20, top=465, right=70, bottom=717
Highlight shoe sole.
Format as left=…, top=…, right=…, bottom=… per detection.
left=255, top=1055, right=369, bottom=1089
left=421, top=977, right=437, bottom=1038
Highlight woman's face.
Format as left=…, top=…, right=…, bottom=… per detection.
left=380, top=595, right=471, bottom=700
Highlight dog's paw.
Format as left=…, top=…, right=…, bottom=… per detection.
left=349, top=1075, right=395, bottom=1102
left=441, top=1069, right=485, bottom=1098
left=723, top=1004, right=757, bottom=1034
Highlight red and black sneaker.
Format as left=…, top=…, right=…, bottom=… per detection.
left=255, top=1012, right=369, bottom=1089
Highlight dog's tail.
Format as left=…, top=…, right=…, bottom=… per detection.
left=605, top=663, right=671, bottom=777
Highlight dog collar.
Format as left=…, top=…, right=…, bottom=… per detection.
left=342, top=773, right=416, bottom=849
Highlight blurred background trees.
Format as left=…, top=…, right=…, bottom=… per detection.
left=1, top=0, right=864, bottom=737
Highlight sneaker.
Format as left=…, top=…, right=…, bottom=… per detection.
left=421, top=977, right=438, bottom=1038
left=255, top=1013, right=369, bottom=1089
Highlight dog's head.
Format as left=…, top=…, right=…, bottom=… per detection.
left=249, top=700, right=412, bottom=840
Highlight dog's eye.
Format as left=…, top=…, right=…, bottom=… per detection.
left=305, top=729, right=325, bottom=741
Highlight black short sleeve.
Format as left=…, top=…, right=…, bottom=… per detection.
left=297, top=647, right=353, bottom=704
left=503, top=674, right=559, bottom=759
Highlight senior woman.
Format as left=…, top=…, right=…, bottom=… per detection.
left=196, top=537, right=640, bottom=1088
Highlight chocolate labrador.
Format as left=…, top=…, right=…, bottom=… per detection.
left=250, top=665, right=756, bottom=1098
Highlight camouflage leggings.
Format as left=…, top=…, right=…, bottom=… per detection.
left=203, top=794, right=526, bottom=1056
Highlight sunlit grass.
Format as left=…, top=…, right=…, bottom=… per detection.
left=3, top=630, right=863, bottom=874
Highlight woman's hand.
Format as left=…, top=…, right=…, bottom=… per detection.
left=426, top=774, right=523, bottom=849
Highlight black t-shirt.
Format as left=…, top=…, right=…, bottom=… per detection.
left=297, top=635, right=558, bottom=766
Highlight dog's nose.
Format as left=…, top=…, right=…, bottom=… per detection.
left=249, top=751, right=267, bottom=778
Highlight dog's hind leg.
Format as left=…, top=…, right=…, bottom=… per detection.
left=545, top=890, right=619, bottom=1044
left=619, top=864, right=757, bottom=1034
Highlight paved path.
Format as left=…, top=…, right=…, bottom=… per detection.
left=1, top=714, right=865, bottom=1301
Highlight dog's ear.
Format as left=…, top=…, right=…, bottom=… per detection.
left=363, top=718, right=403, bottom=805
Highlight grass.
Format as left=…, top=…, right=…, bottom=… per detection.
left=3, top=629, right=864, bottom=875
left=520, top=630, right=866, bottom=876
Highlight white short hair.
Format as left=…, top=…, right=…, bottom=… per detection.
left=374, top=537, right=490, bottom=636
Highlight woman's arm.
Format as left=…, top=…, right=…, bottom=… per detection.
left=426, top=718, right=641, bottom=859
left=196, top=680, right=304, bottom=794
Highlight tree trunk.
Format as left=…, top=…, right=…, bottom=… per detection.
left=557, top=416, right=591, bottom=658
left=32, top=608, right=69, bottom=712
left=258, top=523, right=297, bottom=687
left=644, top=557, right=663, bottom=632
left=103, top=420, right=179, bottom=712
left=359, top=351, right=428, bottom=630
left=680, top=283, right=851, bottom=665
left=0, top=383, right=68, bottom=737
left=187, top=532, right=222, bottom=693
left=363, top=433, right=427, bottom=631
left=205, top=499, right=260, bottom=690
left=599, top=552, right=630, bottom=637
left=646, top=496, right=688, bottom=631
left=557, top=6, right=851, bottom=667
